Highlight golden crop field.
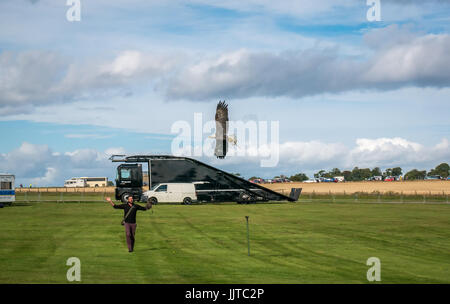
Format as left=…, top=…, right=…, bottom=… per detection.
left=14, top=181, right=450, bottom=196
left=262, top=180, right=450, bottom=195
left=14, top=186, right=116, bottom=193
left=14, top=186, right=152, bottom=193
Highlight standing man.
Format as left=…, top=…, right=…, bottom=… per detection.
left=106, top=195, right=152, bottom=252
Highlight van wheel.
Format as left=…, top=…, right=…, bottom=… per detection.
left=183, top=197, right=192, bottom=205
left=149, top=197, right=158, bottom=205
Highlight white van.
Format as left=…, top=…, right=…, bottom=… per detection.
left=142, top=183, right=197, bottom=204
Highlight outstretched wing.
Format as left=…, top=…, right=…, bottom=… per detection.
left=215, top=100, right=228, bottom=159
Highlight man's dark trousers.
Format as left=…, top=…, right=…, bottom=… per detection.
left=124, top=223, right=137, bottom=251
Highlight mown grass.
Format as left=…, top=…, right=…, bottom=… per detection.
left=299, top=191, right=450, bottom=204
left=0, top=201, right=449, bottom=283
left=14, top=190, right=450, bottom=204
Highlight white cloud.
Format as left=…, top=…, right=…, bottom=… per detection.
left=0, top=50, right=179, bottom=109
left=364, top=31, right=450, bottom=86
left=0, top=51, right=66, bottom=107
left=353, top=137, right=423, bottom=153
left=101, top=50, right=177, bottom=78
left=349, top=137, right=425, bottom=168
left=165, top=27, right=450, bottom=100
left=279, top=141, right=349, bottom=167
left=31, top=167, right=58, bottom=186
left=63, top=149, right=104, bottom=167
left=1, top=26, right=450, bottom=111
left=0, top=143, right=120, bottom=186
left=191, top=137, right=450, bottom=176
left=1, top=137, right=448, bottom=185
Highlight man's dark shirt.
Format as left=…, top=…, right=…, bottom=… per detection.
left=114, top=203, right=147, bottom=223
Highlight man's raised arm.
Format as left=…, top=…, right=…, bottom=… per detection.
left=106, top=197, right=116, bottom=207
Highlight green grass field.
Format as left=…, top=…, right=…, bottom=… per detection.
left=0, top=200, right=449, bottom=283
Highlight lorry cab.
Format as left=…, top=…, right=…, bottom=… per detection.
left=142, top=183, right=197, bottom=204
left=115, top=163, right=143, bottom=202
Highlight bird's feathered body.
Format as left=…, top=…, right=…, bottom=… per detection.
left=214, top=101, right=229, bottom=159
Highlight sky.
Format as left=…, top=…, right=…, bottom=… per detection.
left=0, top=0, right=449, bottom=186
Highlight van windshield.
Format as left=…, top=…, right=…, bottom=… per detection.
left=151, top=184, right=160, bottom=190
left=155, top=185, right=167, bottom=192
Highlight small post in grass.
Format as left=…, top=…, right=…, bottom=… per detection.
left=245, top=216, right=250, bottom=256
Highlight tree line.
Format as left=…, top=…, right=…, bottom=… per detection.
left=287, top=162, right=450, bottom=182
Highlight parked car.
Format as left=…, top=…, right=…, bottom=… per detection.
left=249, top=178, right=265, bottom=184
left=425, top=175, right=442, bottom=180
left=273, top=178, right=291, bottom=183
left=142, top=183, right=197, bottom=204
left=322, top=178, right=335, bottom=182
left=384, top=177, right=395, bottom=182
left=303, top=179, right=317, bottom=183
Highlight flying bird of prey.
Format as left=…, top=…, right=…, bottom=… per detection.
left=209, top=100, right=237, bottom=159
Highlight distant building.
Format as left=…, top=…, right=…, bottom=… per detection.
left=82, top=177, right=108, bottom=187
left=64, top=177, right=108, bottom=187
left=64, top=178, right=86, bottom=187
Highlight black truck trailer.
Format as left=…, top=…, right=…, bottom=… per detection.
left=110, top=155, right=301, bottom=204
